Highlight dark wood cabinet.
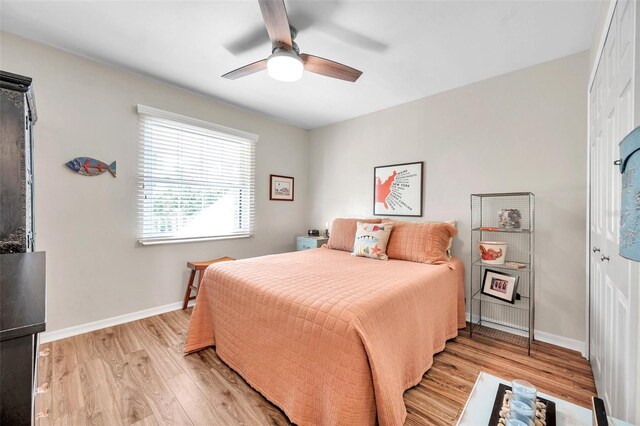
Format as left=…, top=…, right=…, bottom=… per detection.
left=1, top=70, right=37, bottom=254
left=1, top=71, right=45, bottom=426
left=1, top=335, right=39, bottom=424
left=0, top=252, right=46, bottom=426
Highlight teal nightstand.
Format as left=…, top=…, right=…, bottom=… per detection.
left=296, top=236, right=328, bottom=251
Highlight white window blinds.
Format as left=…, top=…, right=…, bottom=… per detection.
left=137, top=105, right=257, bottom=245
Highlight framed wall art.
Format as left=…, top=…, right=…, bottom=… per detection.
left=481, top=269, right=519, bottom=304
left=270, top=174, right=294, bottom=201
left=373, top=161, right=423, bottom=216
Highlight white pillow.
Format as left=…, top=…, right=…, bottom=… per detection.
left=352, top=222, right=394, bottom=260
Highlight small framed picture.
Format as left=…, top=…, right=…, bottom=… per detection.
left=481, top=269, right=519, bottom=304
left=270, top=174, right=294, bottom=201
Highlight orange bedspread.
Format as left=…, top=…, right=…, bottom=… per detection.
left=185, top=248, right=465, bottom=426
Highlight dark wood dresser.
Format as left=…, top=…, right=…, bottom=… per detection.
left=0, top=252, right=46, bottom=425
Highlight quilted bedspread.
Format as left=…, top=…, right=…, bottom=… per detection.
left=185, top=248, right=465, bottom=426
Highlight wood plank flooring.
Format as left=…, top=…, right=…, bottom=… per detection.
left=35, top=309, right=596, bottom=425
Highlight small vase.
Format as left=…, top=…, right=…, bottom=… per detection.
left=498, top=209, right=522, bottom=230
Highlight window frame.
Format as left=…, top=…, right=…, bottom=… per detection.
left=136, top=104, right=258, bottom=246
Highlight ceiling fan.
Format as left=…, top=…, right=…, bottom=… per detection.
left=222, top=0, right=362, bottom=83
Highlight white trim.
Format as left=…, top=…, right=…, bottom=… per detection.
left=586, top=55, right=593, bottom=361
left=465, top=313, right=587, bottom=358
left=588, top=0, right=618, bottom=91
left=586, top=105, right=592, bottom=361
left=40, top=300, right=194, bottom=343
left=139, top=234, right=251, bottom=246
left=136, top=104, right=259, bottom=143
left=534, top=330, right=587, bottom=358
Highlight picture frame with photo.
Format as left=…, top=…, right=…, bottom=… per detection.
left=480, top=269, right=519, bottom=304
left=269, top=174, right=294, bottom=201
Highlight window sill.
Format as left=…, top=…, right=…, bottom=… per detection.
left=138, top=234, right=252, bottom=246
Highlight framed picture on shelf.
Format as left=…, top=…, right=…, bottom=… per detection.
left=481, top=269, right=519, bottom=304
left=269, top=174, right=294, bottom=201
left=373, top=161, right=423, bottom=216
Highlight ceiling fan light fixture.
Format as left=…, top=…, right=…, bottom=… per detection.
left=267, top=50, right=304, bottom=82
left=221, top=0, right=362, bottom=82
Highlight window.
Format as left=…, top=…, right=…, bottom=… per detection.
left=137, top=105, right=257, bottom=245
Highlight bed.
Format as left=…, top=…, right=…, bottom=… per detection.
left=185, top=247, right=465, bottom=426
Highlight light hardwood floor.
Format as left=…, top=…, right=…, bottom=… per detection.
left=35, top=309, right=596, bottom=425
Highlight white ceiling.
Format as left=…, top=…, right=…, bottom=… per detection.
left=0, top=0, right=600, bottom=129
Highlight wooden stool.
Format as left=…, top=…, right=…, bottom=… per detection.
left=182, top=256, right=235, bottom=310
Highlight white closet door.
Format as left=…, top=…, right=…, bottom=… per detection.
left=589, top=0, right=638, bottom=422
left=590, top=57, right=604, bottom=390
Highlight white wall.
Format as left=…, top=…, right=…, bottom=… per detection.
left=307, top=52, right=590, bottom=343
left=1, top=32, right=309, bottom=333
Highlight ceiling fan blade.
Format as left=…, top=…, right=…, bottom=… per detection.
left=258, top=0, right=292, bottom=49
left=221, top=59, right=268, bottom=80
left=300, top=54, right=362, bottom=82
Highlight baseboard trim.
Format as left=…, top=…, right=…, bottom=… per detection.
left=40, top=300, right=195, bottom=343
left=465, top=313, right=587, bottom=358
left=534, top=330, right=587, bottom=358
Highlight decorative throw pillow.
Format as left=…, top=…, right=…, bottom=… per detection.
left=386, top=221, right=457, bottom=265
left=326, top=218, right=382, bottom=252
left=352, top=222, right=394, bottom=260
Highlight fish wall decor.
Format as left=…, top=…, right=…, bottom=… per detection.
left=65, top=157, right=116, bottom=177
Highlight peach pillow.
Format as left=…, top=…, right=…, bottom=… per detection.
left=386, top=221, right=458, bottom=264
left=327, top=218, right=382, bottom=252
left=425, top=220, right=457, bottom=258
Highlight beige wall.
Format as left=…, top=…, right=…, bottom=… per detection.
left=0, top=32, right=309, bottom=333
left=307, top=52, right=590, bottom=344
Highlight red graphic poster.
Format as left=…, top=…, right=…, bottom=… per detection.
left=373, top=162, right=423, bottom=216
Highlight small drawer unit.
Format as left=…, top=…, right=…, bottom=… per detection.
left=296, top=236, right=328, bottom=251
